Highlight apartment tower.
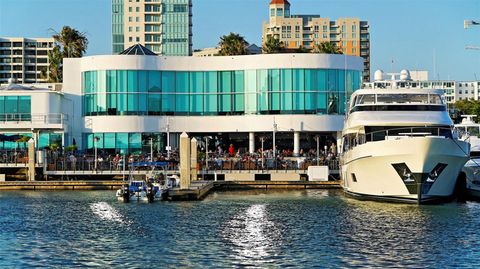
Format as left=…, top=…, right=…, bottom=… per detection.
left=262, top=0, right=370, bottom=81
left=0, top=37, right=54, bottom=84
left=112, top=0, right=192, bottom=56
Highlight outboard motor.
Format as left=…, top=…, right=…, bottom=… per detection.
left=147, top=182, right=155, bottom=203
left=122, top=184, right=130, bottom=203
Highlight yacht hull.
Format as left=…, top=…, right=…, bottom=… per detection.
left=463, top=160, right=480, bottom=200
left=342, top=137, right=469, bottom=204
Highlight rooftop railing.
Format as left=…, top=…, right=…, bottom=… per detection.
left=0, top=113, right=67, bottom=125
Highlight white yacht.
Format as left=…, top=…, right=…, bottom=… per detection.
left=455, top=115, right=480, bottom=199
left=341, top=86, right=470, bottom=203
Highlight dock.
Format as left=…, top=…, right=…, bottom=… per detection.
left=0, top=180, right=341, bottom=200
left=0, top=180, right=123, bottom=190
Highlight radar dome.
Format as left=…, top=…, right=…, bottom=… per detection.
left=400, top=69, right=411, bottom=80
left=374, top=70, right=384, bottom=81
left=7, top=77, right=17, bottom=84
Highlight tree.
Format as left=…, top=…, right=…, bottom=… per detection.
left=453, top=99, right=480, bottom=122
left=296, top=46, right=310, bottom=53
left=262, top=35, right=284, bottom=54
left=218, top=33, right=249, bottom=56
left=313, top=41, right=343, bottom=54
left=42, top=26, right=88, bottom=82
left=52, top=26, right=88, bottom=58
left=40, top=46, right=62, bottom=82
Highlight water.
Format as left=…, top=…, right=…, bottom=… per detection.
left=0, top=189, right=479, bottom=268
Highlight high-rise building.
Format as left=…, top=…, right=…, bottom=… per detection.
left=112, top=0, right=192, bottom=56
left=262, top=0, right=371, bottom=82
left=0, top=37, right=54, bottom=84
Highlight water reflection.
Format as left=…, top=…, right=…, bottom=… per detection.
left=0, top=190, right=480, bottom=268
left=222, top=204, right=283, bottom=266
left=90, top=202, right=125, bottom=223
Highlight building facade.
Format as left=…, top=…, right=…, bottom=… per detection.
left=57, top=53, right=362, bottom=155
left=262, top=0, right=370, bottom=82
left=0, top=37, right=54, bottom=84
left=193, top=44, right=262, bottom=57
left=363, top=70, right=474, bottom=105
left=112, top=0, right=193, bottom=56
left=0, top=82, right=67, bottom=150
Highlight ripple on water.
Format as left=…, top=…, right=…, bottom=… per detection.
left=0, top=190, right=479, bottom=268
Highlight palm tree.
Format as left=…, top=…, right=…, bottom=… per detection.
left=41, top=46, right=62, bottom=82
left=313, top=41, right=343, bottom=54
left=52, top=26, right=88, bottom=57
left=218, top=33, right=249, bottom=56
left=296, top=46, right=310, bottom=53
left=262, top=35, right=284, bottom=54
left=42, top=26, right=88, bottom=82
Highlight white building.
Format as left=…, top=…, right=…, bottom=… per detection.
left=0, top=45, right=364, bottom=155
left=0, top=80, right=67, bottom=150
left=364, top=70, right=458, bottom=103
left=0, top=37, right=54, bottom=84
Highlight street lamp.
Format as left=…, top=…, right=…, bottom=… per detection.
left=94, top=136, right=100, bottom=171
left=260, top=136, right=265, bottom=170
left=315, top=135, right=320, bottom=166
left=166, top=117, right=171, bottom=159
left=205, top=136, right=212, bottom=170
left=464, top=20, right=480, bottom=29
left=273, top=119, right=277, bottom=159
left=150, top=137, right=153, bottom=162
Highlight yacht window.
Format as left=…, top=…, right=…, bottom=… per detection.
left=429, top=94, right=443, bottom=104
left=355, top=94, right=375, bottom=105
left=377, top=94, right=429, bottom=104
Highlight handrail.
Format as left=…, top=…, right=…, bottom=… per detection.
left=0, top=113, right=67, bottom=124
left=364, top=126, right=452, bottom=139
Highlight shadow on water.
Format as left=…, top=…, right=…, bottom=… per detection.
left=0, top=190, right=479, bottom=268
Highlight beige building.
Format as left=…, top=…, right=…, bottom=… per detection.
left=193, top=44, right=262, bottom=57
left=112, top=0, right=192, bottom=56
left=262, top=0, right=371, bottom=81
left=0, top=37, right=54, bottom=84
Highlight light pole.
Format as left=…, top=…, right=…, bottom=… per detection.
left=150, top=137, right=153, bottom=162
left=260, top=136, right=265, bottom=170
left=315, top=135, right=320, bottom=166
left=273, top=118, right=277, bottom=159
left=94, top=136, right=100, bottom=171
left=121, top=149, right=125, bottom=181
left=205, top=136, right=211, bottom=170
left=166, top=117, right=171, bottom=159
left=464, top=20, right=480, bottom=51
left=464, top=20, right=480, bottom=29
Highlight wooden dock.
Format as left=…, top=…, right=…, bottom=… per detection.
left=0, top=181, right=123, bottom=190
left=0, top=180, right=341, bottom=200
left=165, top=180, right=341, bottom=200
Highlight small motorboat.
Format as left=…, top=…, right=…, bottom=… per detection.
left=116, top=179, right=148, bottom=202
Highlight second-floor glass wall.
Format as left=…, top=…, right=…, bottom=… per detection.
left=82, top=69, right=361, bottom=116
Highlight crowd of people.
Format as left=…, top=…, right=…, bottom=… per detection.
left=201, top=143, right=338, bottom=170
left=0, top=142, right=339, bottom=171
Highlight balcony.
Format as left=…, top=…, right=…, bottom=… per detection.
left=0, top=113, right=67, bottom=130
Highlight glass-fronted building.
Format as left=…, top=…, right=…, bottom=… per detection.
left=112, top=0, right=192, bottom=56
left=82, top=69, right=359, bottom=116
left=63, top=53, right=363, bottom=155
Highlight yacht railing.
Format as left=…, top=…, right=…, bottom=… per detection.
left=365, top=126, right=453, bottom=142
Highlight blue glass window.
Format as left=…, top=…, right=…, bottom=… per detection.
left=82, top=68, right=361, bottom=116
left=204, top=71, right=217, bottom=114
left=189, top=72, right=203, bottom=114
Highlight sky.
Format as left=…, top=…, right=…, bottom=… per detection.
left=1, top=0, right=480, bottom=81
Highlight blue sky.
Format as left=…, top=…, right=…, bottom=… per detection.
left=1, top=0, right=480, bottom=81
